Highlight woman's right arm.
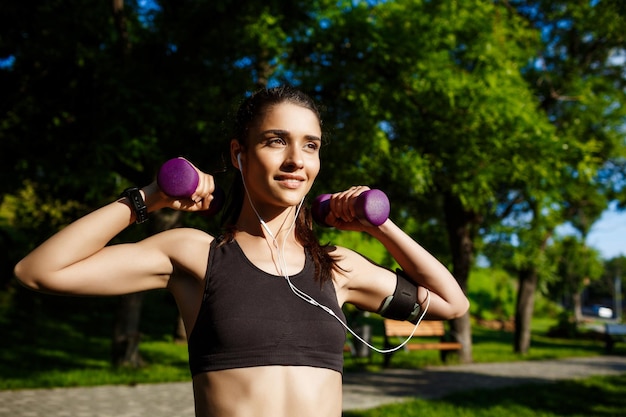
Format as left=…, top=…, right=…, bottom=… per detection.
left=14, top=173, right=218, bottom=296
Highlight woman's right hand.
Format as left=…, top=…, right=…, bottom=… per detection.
left=148, top=168, right=219, bottom=213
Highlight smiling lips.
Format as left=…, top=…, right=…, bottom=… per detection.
left=275, top=175, right=306, bottom=189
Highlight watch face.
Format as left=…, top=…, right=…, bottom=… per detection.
left=122, top=188, right=148, bottom=224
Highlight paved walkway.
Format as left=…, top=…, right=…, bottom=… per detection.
left=1, top=356, right=625, bottom=416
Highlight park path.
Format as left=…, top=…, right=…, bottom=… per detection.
left=1, top=355, right=625, bottom=416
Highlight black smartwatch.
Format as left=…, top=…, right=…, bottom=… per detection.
left=120, top=187, right=148, bottom=224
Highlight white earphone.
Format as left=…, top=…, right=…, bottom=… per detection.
left=233, top=145, right=429, bottom=355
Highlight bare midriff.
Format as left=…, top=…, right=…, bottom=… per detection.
left=192, top=366, right=343, bottom=417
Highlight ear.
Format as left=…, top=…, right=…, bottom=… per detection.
left=230, top=140, right=243, bottom=170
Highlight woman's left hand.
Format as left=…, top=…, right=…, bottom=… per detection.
left=321, top=186, right=382, bottom=232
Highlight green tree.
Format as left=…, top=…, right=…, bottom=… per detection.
left=505, top=0, right=626, bottom=352
left=547, top=236, right=604, bottom=322
left=0, top=0, right=320, bottom=365
left=602, top=256, right=626, bottom=320
left=291, top=0, right=561, bottom=362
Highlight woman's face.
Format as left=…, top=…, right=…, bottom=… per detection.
left=233, top=102, right=322, bottom=211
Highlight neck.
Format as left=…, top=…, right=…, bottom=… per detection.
left=236, top=202, right=300, bottom=242
left=235, top=203, right=304, bottom=277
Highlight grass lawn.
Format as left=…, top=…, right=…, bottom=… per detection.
left=0, top=289, right=191, bottom=389
left=342, top=373, right=626, bottom=417
left=0, top=287, right=623, bottom=390
left=342, top=315, right=619, bottom=371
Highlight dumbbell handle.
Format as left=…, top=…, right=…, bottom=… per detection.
left=157, top=157, right=224, bottom=215
left=311, top=189, right=390, bottom=227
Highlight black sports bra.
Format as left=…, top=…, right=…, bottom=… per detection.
left=187, top=238, right=346, bottom=376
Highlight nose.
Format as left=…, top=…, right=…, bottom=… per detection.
left=283, top=146, right=304, bottom=170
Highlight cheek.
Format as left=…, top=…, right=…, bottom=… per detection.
left=249, top=154, right=277, bottom=174
left=308, top=158, right=321, bottom=178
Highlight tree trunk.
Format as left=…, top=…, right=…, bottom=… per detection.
left=112, top=292, right=144, bottom=367
left=151, top=210, right=186, bottom=342
left=572, top=291, right=583, bottom=322
left=443, top=193, right=477, bottom=364
left=109, top=0, right=140, bottom=367
left=514, top=267, right=538, bottom=354
left=448, top=312, right=472, bottom=362
left=110, top=210, right=183, bottom=365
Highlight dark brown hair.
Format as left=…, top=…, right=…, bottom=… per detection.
left=220, top=85, right=340, bottom=284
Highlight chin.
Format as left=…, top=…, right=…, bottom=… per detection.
left=283, top=196, right=306, bottom=207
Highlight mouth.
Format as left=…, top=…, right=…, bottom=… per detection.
left=275, top=175, right=306, bottom=189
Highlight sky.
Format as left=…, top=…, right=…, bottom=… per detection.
left=585, top=204, right=626, bottom=260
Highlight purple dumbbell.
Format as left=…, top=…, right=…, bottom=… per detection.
left=311, top=189, right=390, bottom=227
left=157, top=157, right=224, bottom=216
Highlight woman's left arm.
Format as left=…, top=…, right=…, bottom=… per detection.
left=324, top=187, right=469, bottom=320
left=368, top=220, right=469, bottom=319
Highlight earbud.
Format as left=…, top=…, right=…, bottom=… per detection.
left=236, top=153, right=242, bottom=171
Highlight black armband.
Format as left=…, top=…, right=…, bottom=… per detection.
left=120, top=187, right=148, bottom=224
left=377, top=269, right=421, bottom=323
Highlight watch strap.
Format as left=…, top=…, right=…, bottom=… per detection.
left=120, top=187, right=148, bottom=224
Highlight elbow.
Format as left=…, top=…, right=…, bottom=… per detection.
left=424, top=294, right=470, bottom=321
left=450, top=297, right=470, bottom=319
left=14, top=259, right=45, bottom=292
left=422, top=287, right=470, bottom=320
left=436, top=296, right=470, bottom=321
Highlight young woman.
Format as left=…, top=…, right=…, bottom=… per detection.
left=14, top=85, right=469, bottom=417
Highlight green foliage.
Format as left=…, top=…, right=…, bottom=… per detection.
left=2, top=282, right=613, bottom=390
left=0, top=183, right=87, bottom=287
left=352, top=318, right=609, bottom=371
left=0, top=288, right=187, bottom=389
left=0, top=0, right=323, bottom=306
left=2, top=0, right=625, bottom=370
left=317, top=228, right=396, bottom=268
left=546, top=235, right=605, bottom=299
left=298, top=0, right=559, bottom=220
left=468, top=267, right=516, bottom=322
left=1, top=182, right=86, bottom=232
left=515, top=0, right=626, bottom=237
left=547, top=310, right=579, bottom=339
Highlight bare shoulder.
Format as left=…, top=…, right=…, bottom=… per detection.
left=147, top=227, right=214, bottom=280
left=155, top=227, right=213, bottom=242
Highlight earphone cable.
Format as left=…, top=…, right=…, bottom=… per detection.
left=239, top=171, right=428, bottom=355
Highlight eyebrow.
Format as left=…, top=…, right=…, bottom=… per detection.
left=260, top=129, right=321, bottom=142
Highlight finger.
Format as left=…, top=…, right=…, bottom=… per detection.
left=335, top=194, right=355, bottom=222
left=190, top=173, right=216, bottom=204
left=333, top=187, right=364, bottom=221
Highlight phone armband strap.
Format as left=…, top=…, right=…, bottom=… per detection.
left=377, top=269, right=421, bottom=324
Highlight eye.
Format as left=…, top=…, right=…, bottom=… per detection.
left=267, top=137, right=287, bottom=147
left=304, top=141, right=321, bottom=153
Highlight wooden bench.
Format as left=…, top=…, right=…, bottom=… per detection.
left=605, top=323, right=626, bottom=353
left=383, top=319, right=462, bottom=366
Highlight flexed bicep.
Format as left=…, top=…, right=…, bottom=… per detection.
left=18, top=238, right=173, bottom=296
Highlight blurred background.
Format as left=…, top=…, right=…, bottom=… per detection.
left=0, top=0, right=624, bottom=390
